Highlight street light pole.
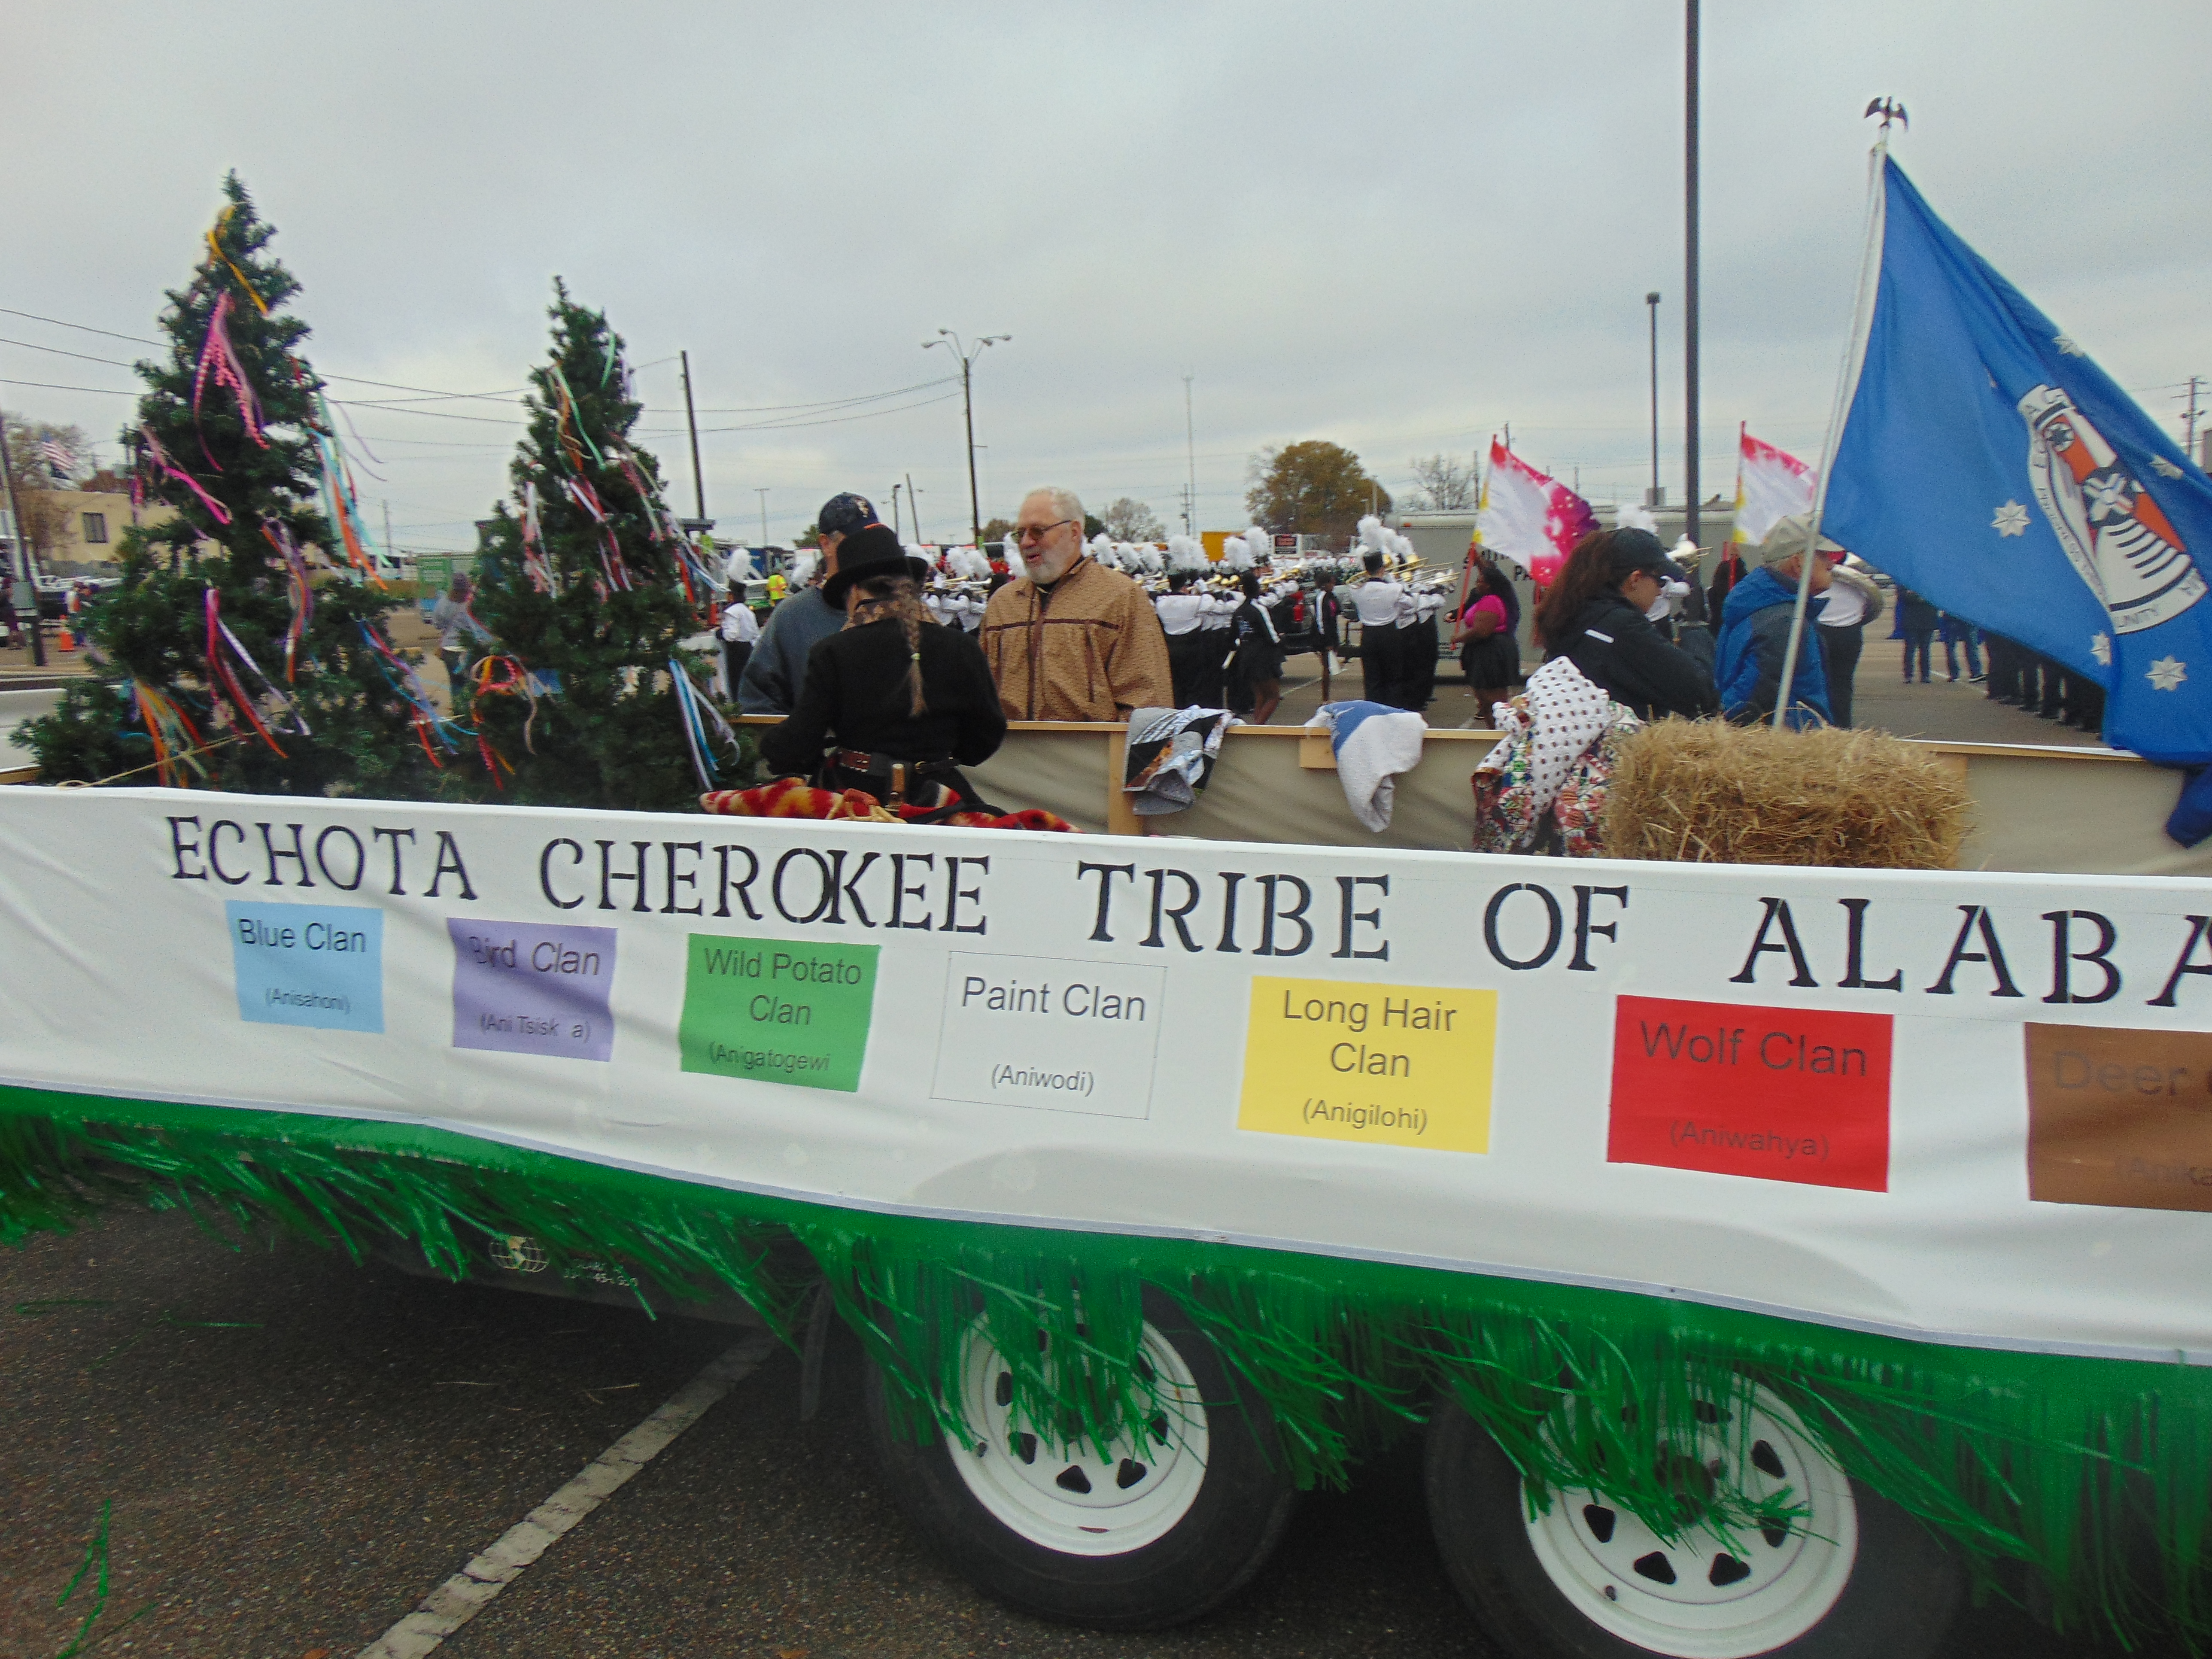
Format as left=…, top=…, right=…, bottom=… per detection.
left=680, top=350, right=707, bottom=523
left=1683, top=0, right=1703, bottom=549
left=1645, top=292, right=1662, bottom=506
left=924, top=330, right=1009, bottom=546
left=754, top=487, right=769, bottom=548
left=1183, top=372, right=1197, bottom=535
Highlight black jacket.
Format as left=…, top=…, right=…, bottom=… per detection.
left=1545, top=592, right=1719, bottom=721
left=759, top=616, right=1007, bottom=778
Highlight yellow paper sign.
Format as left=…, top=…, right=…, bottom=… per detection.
left=1237, top=975, right=1496, bottom=1154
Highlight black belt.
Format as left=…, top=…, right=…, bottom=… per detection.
left=826, top=748, right=959, bottom=804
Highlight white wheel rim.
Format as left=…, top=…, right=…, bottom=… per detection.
left=947, top=1316, right=1210, bottom=1556
left=1522, top=1389, right=1857, bottom=1659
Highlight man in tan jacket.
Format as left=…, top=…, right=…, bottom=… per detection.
left=982, top=487, right=1173, bottom=721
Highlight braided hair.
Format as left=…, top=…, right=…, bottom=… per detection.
left=845, top=573, right=930, bottom=717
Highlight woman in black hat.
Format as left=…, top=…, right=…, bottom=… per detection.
left=758, top=525, right=1007, bottom=806
left=1533, top=528, right=1718, bottom=721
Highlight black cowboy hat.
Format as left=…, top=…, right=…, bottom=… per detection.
left=821, top=524, right=933, bottom=605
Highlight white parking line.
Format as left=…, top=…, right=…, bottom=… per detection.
left=357, top=1330, right=777, bottom=1659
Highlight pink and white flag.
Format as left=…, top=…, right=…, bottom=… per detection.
left=1475, top=438, right=1596, bottom=584
left=1732, top=426, right=1817, bottom=546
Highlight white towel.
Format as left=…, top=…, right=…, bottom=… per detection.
left=1308, top=700, right=1427, bottom=833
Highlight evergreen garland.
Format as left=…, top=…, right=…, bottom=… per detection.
left=462, top=283, right=742, bottom=811
left=26, top=174, right=436, bottom=799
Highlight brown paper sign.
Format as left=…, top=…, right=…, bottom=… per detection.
left=2025, top=1024, right=2212, bottom=1213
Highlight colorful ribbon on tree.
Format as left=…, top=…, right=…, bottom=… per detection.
left=468, top=653, right=543, bottom=754
left=562, top=477, right=630, bottom=591
left=355, top=618, right=468, bottom=765
left=205, top=205, right=270, bottom=316
left=138, top=426, right=232, bottom=526
left=203, top=589, right=304, bottom=755
left=261, top=519, right=315, bottom=681
left=191, top=291, right=270, bottom=469
left=311, top=396, right=387, bottom=586
left=518, top=483, right=552, bottom=593
left=130, top=681, right=213, bottom=788
left=670, top=656, right=742, bottom=792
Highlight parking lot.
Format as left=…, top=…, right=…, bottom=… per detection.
left=3, top=1204, right=2117, bottom=1659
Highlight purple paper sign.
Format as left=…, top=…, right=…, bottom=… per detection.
left=449, top=918, right=617, bottom=1062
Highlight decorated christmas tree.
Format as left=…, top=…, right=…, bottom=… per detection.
left=462, top=285, right=739, bottom=811
left=27, top=175, right=438, bottom=798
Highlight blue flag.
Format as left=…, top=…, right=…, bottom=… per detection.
left=1823, top=157, right=2212, bottom=770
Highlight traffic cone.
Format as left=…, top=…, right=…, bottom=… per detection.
left=57, top=625, right=75, bottom=652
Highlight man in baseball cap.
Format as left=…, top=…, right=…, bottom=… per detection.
left=738, top=492, right=885, bottom=713
left=1714, top=511, right=1839, bottom=727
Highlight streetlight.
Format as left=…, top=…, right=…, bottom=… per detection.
left=922, top=329, right=1009, bottom=547
left=1645, top=292, right=1663, bottom=508
left=754, top=487, right=769, bottom=548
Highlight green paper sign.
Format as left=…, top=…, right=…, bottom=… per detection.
left=678, top=935, right=878, bottom=1092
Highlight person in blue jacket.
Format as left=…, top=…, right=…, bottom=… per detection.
left=1715, top=513, right=1837, bottom=727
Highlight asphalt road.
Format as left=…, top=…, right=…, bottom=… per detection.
left=0, top=1206, right=2126, bottom=1659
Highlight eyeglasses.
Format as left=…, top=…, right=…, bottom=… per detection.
left=1012, top=518, right=1077, bottom=544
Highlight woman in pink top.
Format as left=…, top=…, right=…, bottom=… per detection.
left=1456, top=562, right=1520, bottom=725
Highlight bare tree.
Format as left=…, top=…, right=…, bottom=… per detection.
left=1407, top=452, right=1475, bottom=511
left=1099, top=496, right=1166, bottom=541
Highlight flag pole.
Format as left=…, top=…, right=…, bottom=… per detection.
left=1770, top=117, right=1896, bottom=729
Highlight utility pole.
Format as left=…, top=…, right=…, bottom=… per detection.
left=382, top=499, right=394, bottom=573
left=1683, top=0, right=1703, bottom=550
left=906, top=472, right=922, bottom=543
left=1183, top=372, right=1197, bottom=535
left=754, top=487, right=769, bottom=548
left=680, top=350, right=707, bottom=523
left=0, top=407, right=47, bottom=665
left=2183, top=376, right=2203, bottom=462
left=1645, top=291, right=1663, bottom=506
left=890, top=483, right=904, bottom=541
left=923, top=331, right=1009, bottom=546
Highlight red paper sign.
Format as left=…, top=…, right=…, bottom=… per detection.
left=1607, top=995, right=1893, bottom=1192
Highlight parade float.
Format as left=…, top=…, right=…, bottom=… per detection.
left=12, top=163, right=2212, bottom=1659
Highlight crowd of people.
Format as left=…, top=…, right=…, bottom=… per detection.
left=692, top=486, right=2100, bottom=817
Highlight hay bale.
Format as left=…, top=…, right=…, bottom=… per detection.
left=1601, top=721, right=1972, bottom=869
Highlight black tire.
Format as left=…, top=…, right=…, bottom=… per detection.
left=863, top=1292, right=1298, bottom=1630
left=1424, top=1392, right=1963, bottom=1659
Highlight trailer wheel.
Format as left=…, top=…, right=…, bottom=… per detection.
left=1424, top=1387, right=1960, bottom=1659
left=863, top=1299, right=1297, bottom=1629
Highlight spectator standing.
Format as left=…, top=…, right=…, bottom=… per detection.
left=1984, top=632, right=2024, bottom=704
left=1814, top=556, right=1884, bottom=728
left=740, top=493, right=879, bottom=714
left=1895, top=587, right=1940, bottom=684
left=1939, top=613, right=1984, bottom=682
left=718, top=591, right=760, bottom=700
left=1536, top=528, right=1718, bottom=721
left=980, top=488, right=1171, bottom=721
left=428, top=573, right=492, bottom=689
left=1714, top=514, right=1835, bottom=727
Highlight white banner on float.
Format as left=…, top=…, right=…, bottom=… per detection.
left=5, top=787, right=2212, bottom=1366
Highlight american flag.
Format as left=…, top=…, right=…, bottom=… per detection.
left=39, top=437, right=77, bottom=483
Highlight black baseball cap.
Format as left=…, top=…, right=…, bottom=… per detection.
left=818, top=492, right=881, bottom=537
left=1605, top=528, right=1672, bottom=580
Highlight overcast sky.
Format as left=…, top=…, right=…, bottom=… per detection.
left=7, top=0, right=2209, bottom=550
